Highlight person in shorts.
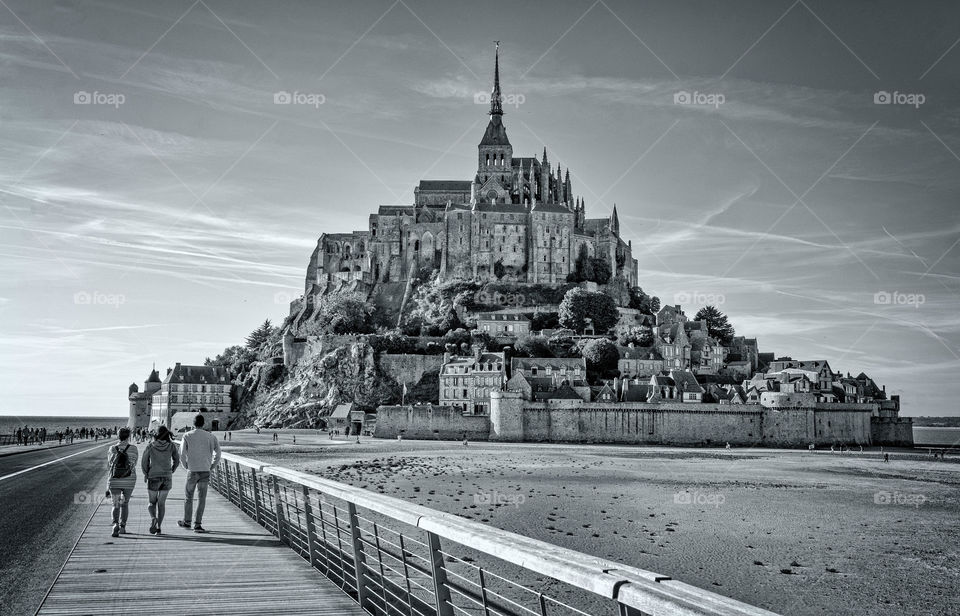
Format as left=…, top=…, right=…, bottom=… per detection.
left=141, top=425, right=180, bottom=535
left=107, top=428, right=139, bottom=537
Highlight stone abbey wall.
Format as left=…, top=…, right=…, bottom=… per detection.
left=374, top=404, right=490, bottom=441
left=375, top=392, right=879, bottom=447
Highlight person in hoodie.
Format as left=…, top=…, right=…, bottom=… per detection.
left=141, top=425, right=180, bottom=535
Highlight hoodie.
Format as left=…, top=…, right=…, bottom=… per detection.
left=141, top=439, right=181, bottom=479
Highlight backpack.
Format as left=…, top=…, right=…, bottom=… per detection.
left=111, top=444, right=132, bottom=479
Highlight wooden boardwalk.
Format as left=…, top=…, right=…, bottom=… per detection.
left=37, top=471, right=367, bottom=616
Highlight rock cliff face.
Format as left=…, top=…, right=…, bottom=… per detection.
left=232, top=341, right=399, bottom=428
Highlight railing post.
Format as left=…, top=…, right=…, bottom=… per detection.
left=302, top=485, right=318, bottom=569
left=348, top=502, right=371, bottom=610
left=479, top=568, right=490, bottom=616
left=223, top=462, right=233, bottom=503
left=426, top=531, right=455, bottom=616
left=251, top=468, right=263, bottom=526
left=271, top=474, right=285, bottom=544
left=235, top=462, right=245, bottom=511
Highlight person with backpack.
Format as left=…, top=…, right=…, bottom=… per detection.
left=141, top=425, right=180, bottom=535
left=107, top=428, right=139, bottom=537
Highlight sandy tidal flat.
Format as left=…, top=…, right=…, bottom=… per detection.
left=226, top=434, right=959, bottom=616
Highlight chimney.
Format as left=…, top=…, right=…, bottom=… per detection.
left=166, top=368, right=172, bottom=375
left=443, top=351, right=451, bottom=365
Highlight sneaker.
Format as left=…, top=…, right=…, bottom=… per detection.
left=149, top=519, right=158, bottom=535
left=193, top=524, right=206, bottom=533
left=155, top=525, right=161, bottom=535
left=119, top=525, right=127, bottom=535
left=177, top=520, right=191, bottom=529
left=111, top=524, right=120, bottom=538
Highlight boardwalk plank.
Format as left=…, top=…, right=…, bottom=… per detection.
left=37, top=472, right=367, bottom=616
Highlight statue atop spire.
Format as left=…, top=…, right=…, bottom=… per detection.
left=489, top=41, right=503, bottom=117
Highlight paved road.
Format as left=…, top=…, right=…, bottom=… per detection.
left=0, top=441, right=112, bottom=616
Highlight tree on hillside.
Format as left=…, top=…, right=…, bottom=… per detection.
left=694, top=305, right=735, bottom=345
left=513, top=334, right=553, bottom=358
left=588, top=257, right=611, bottom=284
left=246, top=319, right=275, bottom=351
left=318, top=292, right=375, bottom=334
left=618, top=326, right=654, bottom=347
left=628, top=286, right=661, bottom=315
left=580, top=338, right=620, bottom=381
left=530, top=309, right=559, bottom=332
left=205, top=345, right=257, bottom=378
left=558, top=288, right=620, bottom=334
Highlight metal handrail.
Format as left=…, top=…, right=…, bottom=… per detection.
left=212, top=451, right=779, bottom=616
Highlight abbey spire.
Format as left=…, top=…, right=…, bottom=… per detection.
left=489, top=40, right=503, bottom=117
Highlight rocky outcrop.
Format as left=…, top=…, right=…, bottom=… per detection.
left=232, top=341, right=399, bottom=428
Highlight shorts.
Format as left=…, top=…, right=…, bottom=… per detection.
left=147, top=476, right=173, bottom=491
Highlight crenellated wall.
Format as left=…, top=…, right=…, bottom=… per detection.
left=382, top=397, right=879, bottom=447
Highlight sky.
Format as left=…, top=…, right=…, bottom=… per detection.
left=1, top=0, right=958, bottom=418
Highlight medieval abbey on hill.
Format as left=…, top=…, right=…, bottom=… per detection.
left=304, top=45, right=638, bottom=295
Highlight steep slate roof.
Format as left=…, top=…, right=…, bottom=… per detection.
left=619, top=346, right=662, bottom=360
left=622, top=383, right=653, bottom=402
left=442, top=353, right=505, bottom=375
left=532, top=203, right=573, bottom=214
left=671, top=371, right=704, bottom=393
left=540, top=383, right=582, bottom=400
left=163, top=364, right=230, bottom=385
left=511, top=357, right=586, bottom=372
left=479, top=119, right=510, bottom=145
left=331, top=403, right=355, bottom=419
left=418, top=180, right=471, bottom=192
left=477, top=312, right=530, bottom=322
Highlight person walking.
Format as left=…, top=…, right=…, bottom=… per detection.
left=177, top=414, right=221, bottom=533
left=107, top=428, right=139, bottom=537
left=141, top=425, right=180, bottom=535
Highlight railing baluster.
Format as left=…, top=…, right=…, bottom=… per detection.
left=316, top=498, right=332, bottom=576
left=302, top=485, right=318, bottom=569
left=538, top=592, right=548, bottom=616
left=235, top=462, right=245, bottom=511
left=271, top=474, right=285, bottom=544
left=348, top=502, right=372, bottom=611
left=373, top=522, right=389, bottom=614
left=398, top=533, right=414, bottom=616
left=333, top=503, right=350, bottom=592
left=479, top=568, right=490, bottom=616
left=222, top=462, right=232, bottom=502
left=426, top=531, right=454, bottom=616
left=251, top=468, right=263, bottom=526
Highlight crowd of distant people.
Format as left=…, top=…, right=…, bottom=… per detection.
left=13, top=425, right=121, bottom=446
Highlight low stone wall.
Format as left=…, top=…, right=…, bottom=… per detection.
left=374, top=405, right=490, bottom=441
